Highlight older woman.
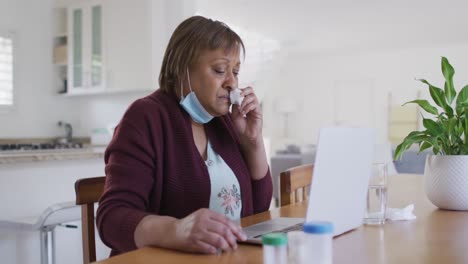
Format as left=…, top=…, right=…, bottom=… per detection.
left=96, top=15, right=272, bottom=256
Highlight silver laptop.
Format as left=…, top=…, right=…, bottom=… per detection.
left=242, top=127, right=375, bottom=244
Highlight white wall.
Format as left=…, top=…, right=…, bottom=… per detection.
left=0, top=0, right=84, bottom=139
left=75, top=91, right=152, bottom=135
left=261, top=43, right=468, bottom=152
left=194, top=1, right=468, bottom=153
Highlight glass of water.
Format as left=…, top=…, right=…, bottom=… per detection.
left=364, top=163, right=388, bottom=225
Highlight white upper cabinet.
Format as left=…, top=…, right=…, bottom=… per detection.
left=67, top=1, right=105, bottom=94
left=54, top=0, right=167, bottom=95
left=103, top=0, right=153, bottom=92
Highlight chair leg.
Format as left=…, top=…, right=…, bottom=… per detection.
left=40, top=226, right=57, bottom=264
left=51, top=228, right=56, bottom=264
left=40, top=229, right=49, bottom=264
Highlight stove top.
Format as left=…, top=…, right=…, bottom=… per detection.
left=0, top=142, right=84, bottom=152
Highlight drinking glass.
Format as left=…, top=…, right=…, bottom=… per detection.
left=364, top=163, right=388, bottom=225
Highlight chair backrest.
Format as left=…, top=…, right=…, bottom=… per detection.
left=279, top=164, right=314, bottom=206
left=75, top=177, right=106, bottom=264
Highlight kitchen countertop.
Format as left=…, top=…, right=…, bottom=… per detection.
left=0, top=147, right=106, bottom=164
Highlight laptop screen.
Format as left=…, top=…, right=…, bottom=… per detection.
left=306, top=127, right=375, bottom=235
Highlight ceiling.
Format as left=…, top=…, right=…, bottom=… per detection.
left=195, top=0, right=468, bottom=54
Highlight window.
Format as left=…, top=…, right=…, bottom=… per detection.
left=0, top=33, right=14, bottom=107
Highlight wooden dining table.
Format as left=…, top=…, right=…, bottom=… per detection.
left=93, top=174, right=468, bottom=264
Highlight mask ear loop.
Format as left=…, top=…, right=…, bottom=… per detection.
left=180, top=80, right=184, bottom=100
left=186, top=68, right=193, bottom=92
left=180, top=68, right=194, bottom=100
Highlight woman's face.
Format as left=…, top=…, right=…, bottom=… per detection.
left=184, top=48, right=240, bottom=116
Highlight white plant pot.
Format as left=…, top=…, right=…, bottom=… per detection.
left=424, top=155, right=468, bottom=210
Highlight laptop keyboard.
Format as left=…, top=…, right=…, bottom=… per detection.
left=253, top=223, right=304, bottom=238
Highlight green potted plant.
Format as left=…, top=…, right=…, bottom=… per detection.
left=394, top=57, right=468, bottom=210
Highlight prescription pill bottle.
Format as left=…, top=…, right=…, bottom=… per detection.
left=262, top=232, right=288, bottom=264
left=303, top=221, right=334, bottom=264
left=287, top=230, right=307, bottom=264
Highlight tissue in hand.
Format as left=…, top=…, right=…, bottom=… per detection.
left=229, top=88, right=244, bottom=105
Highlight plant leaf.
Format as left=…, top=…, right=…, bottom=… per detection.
left=447, top=117, right=459, bottom=147
left=394, top=131, right=429, bottom=160
left=462, top=143, right=468, bottom=155
left=456, top=85, right=468, bottom=115
left=419, top=141, right=432, bottom=153
left=465, top=108, right=468, bottom=145
left=441, top=57, right=456, bottom=104
left=393, top=142, right=405, bottom=160
left=418, top=79, right=453, bottom=117
left=423, top=118, right=444, bottom=136
left=396, top=58, right=464, bottom=156
left=403, top=100, right=438, bottom=115
left=448, top=117, right=456, bottom=133
left=394, top=133, right=418, bottom=160
left=458, top=117, right=465, bottom=135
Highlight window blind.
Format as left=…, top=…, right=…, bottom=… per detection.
left=0, top=35, right=13, bottom=106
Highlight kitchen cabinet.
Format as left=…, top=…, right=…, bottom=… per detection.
left=67, top=1, right=105, bottom=94
left=54, top=0, right=168, bottom=96
left=103, top=0, right=154, bottom=93
left=0, top=157, right=109, bottom=264
left=52, top=6, right=69, bottom=93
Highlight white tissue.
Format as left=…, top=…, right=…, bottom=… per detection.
left=386, top=204, right=416, bottom=221
left=229, top=88, right=244, bottom=105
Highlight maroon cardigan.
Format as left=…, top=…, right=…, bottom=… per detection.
left=96, top=90, right=273, bottom=256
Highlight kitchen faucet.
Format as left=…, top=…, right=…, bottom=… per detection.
left=57, top=121, right=73, bottom=143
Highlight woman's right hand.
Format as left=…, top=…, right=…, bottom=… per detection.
left=172, top=208, right=247, bottom=254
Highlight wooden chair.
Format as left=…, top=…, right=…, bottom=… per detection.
left=74, top=177, right=106, bottom=264
left=279, top=164, right=314, bottom=206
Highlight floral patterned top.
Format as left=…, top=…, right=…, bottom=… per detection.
left=206, top=141, right=242, bottom=220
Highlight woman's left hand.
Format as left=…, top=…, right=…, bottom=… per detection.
left=230, top=86, right=263, bottom=147
left=230, top=86, right=269, bottom=181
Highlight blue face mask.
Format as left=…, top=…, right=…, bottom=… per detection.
left=179, top=69, right=214, bottom=124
